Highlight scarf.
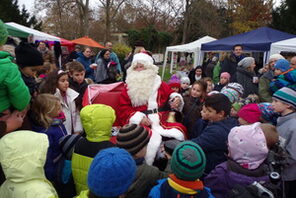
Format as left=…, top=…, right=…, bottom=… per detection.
left=168, top=174, right=204, bottom=195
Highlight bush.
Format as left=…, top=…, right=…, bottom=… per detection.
left=112, top=43, right=132, bottom=62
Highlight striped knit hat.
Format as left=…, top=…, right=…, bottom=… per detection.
left=273, top=87, right=296, bottom=109
left=116, top=124, right=150, bottom=155
left=171, top=141, right=206, bottom=181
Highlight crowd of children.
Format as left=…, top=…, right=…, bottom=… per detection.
left=1, top=19, right=296, bottom=198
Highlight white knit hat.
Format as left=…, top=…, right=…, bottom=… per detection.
left=269, top=54, right=285, bottom=61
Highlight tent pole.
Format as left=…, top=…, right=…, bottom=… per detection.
left=170, top=52, right=174, bottom=74
left=162, top=50, right=168, bottom=79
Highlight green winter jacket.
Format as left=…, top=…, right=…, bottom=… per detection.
left=76, top=190, right=89, bottom=198
left=0, top=130, right=58, bottom=198
left=72, top=104, right=116, bottom=195
left=0, top=51, right=31, bottom=112
left=212, top=61, right=222, bottom=84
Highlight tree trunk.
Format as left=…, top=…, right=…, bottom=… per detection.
left=182, top=0, right=190, bottom=44
left=105, top=0, right=111, bottom=42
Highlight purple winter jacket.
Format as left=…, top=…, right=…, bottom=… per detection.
left=204, top=160, right=269, bottom=198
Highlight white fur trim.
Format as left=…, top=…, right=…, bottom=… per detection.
left=145, top=130, right=162, bottom=165
left=169, top=92, right=184, bottom=111
left=147, top=76, right=162, bottom=110
left=144, top=113, right=185, bottom=165
left=129, top=112, right=146, bottom=125
left=132, top=53, right=154, bottom=65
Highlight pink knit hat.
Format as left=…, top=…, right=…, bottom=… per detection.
left=238, top=104, right=262, bottom=123
left=228, top=122, right=268, bottom=170
left=220, top=72, right=231, bottom=81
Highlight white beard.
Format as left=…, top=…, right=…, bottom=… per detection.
left=126, top=69, right=157, bottom=107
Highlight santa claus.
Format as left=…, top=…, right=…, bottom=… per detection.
left=118, top=52, right=186, bottom=165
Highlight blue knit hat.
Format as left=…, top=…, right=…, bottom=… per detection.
left=87, top=147, right=136, bottom=197
left=171, top=141, right=206, bottom=181
left=258, top=103, right=279, bottom=125
left=273, top=87, right=296, bottom=109
left=274, top=59, right=291, bottom=72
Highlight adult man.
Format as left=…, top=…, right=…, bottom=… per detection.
left=290, top=56, right=296, bottom=69
left=76, top=47, right=94, bottom=80
left=118, top=52, right=186, bottom=165
left=69, top=45, right=81, bottom=61
left=221, top=44, right=245, bottom=82
left=37, top=41, right=56, bottom=71
left=105, top=42, right=122, bottom=74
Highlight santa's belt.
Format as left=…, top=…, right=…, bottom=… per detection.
left=142, top=106, right=169, bottom=115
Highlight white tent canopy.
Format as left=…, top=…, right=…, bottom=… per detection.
left=270, top=37, right=296, bottom=57
left=162, top=36, right=216, bottom=78
left=6, top=22, right=60, bottom=42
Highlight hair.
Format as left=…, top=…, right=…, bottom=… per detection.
left=39, top=69, right=68, bottom=94
left=31, top=94, right=60, bottom=128
left=260, top=123, right=279, bottom=149
left=83, top=46, right=92, bottom=52
left=85, top=78, right=94, bottom=84
left=195, top=66, right=202, bottom=71
left=191, top=80, right=207, bottom=100
left=67, top=61, right=85, bottom=74
left=37, top=62, right=51, bottom=76
left=134, top=46, right=145, bottom=54
left=99, top=49, right=111, bottom=59
left=203, top=77, right=213, bottom=84
left=232, top=44, right=243, bottom=51
left=219, top=52, right=228, bottom=62
left=204, top=93, right=231, bottom=116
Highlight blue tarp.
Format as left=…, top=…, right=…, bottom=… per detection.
left=201, top=27, right=296, bottom=51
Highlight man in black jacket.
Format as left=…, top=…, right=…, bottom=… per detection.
left=221, top=44, right=245, bottom=82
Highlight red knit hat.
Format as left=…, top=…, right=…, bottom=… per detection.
left=238, top=104, right=262, bottom=124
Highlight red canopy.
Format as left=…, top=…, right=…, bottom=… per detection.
left=71, top=36, right=105, bottom=48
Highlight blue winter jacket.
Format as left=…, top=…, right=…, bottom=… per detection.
left=76, top=53, right=94, bottom=80
left=191, top=117, right=238, bottom=175
left=148, top=178, right=214, bottom=198
left=32, top=119, right=67, bottom=182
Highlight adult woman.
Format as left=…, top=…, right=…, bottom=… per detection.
left=94, top=49, right=112, bottom=83
left=236, top=57, right=258, bottom=98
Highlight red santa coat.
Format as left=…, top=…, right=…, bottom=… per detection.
left=118, top=75, right=187, bottom=165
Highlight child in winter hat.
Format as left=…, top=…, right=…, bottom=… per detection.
left=273, top=59, right=291, bottom=76
left=237, top=103, right=262, bottom=125
left=214, top=72, right=231, bottom=92
left=116, top=124, right=168, bottom=198
left=76, top=147, right=136, bottom=198
left=15, top=42, right=44, bottom=96
left=168, top=74, right=181, bottom=92
left=0, top=20, right=30, bottom=136
left=221, top=82, right=244, bottom=103
left=149, top=141, right=214, bottom=198
left=180, top=76, right=190, bottom=96
left=204, top=123, right=279, bottom=198
left=271, top=87, right=296, bottom=195
left=258, top=102, right=279, bottom=125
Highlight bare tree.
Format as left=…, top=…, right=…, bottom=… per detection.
left=98, top=0, right=127, bottom=42
left=182, top=0, right=192, bottom=44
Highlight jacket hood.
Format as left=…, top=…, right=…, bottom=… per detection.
left=80, top=104, right=116, bottom=142
left=0, top=131, right=49, bottom=183
left=262, top=70, right=274, bottom=80
left=0, top=51, right=13, bottom=63
left=223, top=161, right=268, bottom=184
left=237, top=66, right=255, bottom=77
